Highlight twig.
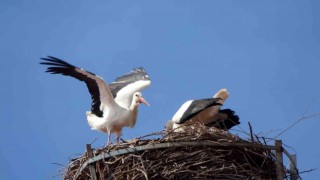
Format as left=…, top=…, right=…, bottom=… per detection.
left=273, top=112, right=320, bottom=139
left=90, top=138, right=98, bottom=145
left=248, top=122, right=254, bottom=142
left=299, top=168, right=316, bottom=174
left=302, top=98, right=316, bottom=117
left=51, top=162, right=65, bottom=167
left=120, top=138, right=129, bottom=143
left=255, top=134, right=263, bottom=142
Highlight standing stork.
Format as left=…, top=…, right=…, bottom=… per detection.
left=166, top=89, right=240, bottom=131
left=40, top=56, right=151, bottom=144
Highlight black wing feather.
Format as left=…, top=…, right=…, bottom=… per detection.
left=108, top=83, right=129, bottom=98
left=206, top=109, right=240, bottom=130
left=109, top=67, right=150, bottom=98
left=115, top=67, right=150, bottom=82
left=40, top=56, right=103, bottom=117
left=178, top=98, right=222, bottom=124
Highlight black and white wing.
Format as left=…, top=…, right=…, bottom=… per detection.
left=108, top=67, right=151, bottom=108
left=172, top=98, right=222, bottom=124
left=40, top=56, right=115, bottom=117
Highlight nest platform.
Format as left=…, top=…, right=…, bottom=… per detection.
left=63, top=124, right=296, bottom=180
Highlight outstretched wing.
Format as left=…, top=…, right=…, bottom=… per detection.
left=172, top=98, right=222, bottom=124
left=40, top=56, right=115, bottom=117
left=108, top=67, right=151, bottom=108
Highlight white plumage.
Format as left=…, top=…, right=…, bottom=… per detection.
left=167, top=89, right=239, bottom=132
left=41, top=56, right=151, bottom=144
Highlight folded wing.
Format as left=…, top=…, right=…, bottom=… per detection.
left=172, top=98, right=222, bottom=124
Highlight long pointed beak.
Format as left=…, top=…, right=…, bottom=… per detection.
left=139, top=97, right=150, bottom=107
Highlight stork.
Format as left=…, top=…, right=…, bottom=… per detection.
left=166, top=89, right=240, bottom=131
left=40, top=56, right=151, bottom=144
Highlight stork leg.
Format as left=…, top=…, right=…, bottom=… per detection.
left=106, top=132, right=111, bottom=145
left=115, top=131, right=122, bottom=145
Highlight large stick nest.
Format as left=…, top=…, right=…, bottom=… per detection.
left=63, top=124, right=278, bottom=179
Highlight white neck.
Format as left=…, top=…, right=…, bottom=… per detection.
left=127, top=98, right=139, bottom=127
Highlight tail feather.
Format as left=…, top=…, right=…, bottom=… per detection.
left=207, top=109, right=240, bottom=130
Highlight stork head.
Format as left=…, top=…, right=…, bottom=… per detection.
left=133, top=92, right=150, bottom=106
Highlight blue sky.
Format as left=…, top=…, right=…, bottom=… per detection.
left=1, top=0, right=320, bottom=179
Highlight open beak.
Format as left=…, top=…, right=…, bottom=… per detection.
left=138, top=97, right=150, bottom=107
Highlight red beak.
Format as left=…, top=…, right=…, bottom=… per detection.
left=138, top=97, right=150, bottom=106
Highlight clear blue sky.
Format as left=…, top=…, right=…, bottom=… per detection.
left=1, top=0, right=319, bottom=179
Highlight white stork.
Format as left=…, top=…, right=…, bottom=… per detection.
left=166, top=89, right=240, bottom=131
left=40, top=56, right=151, bottom=144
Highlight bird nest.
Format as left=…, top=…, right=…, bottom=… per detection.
left=63, top=124, right=278, bottom=179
